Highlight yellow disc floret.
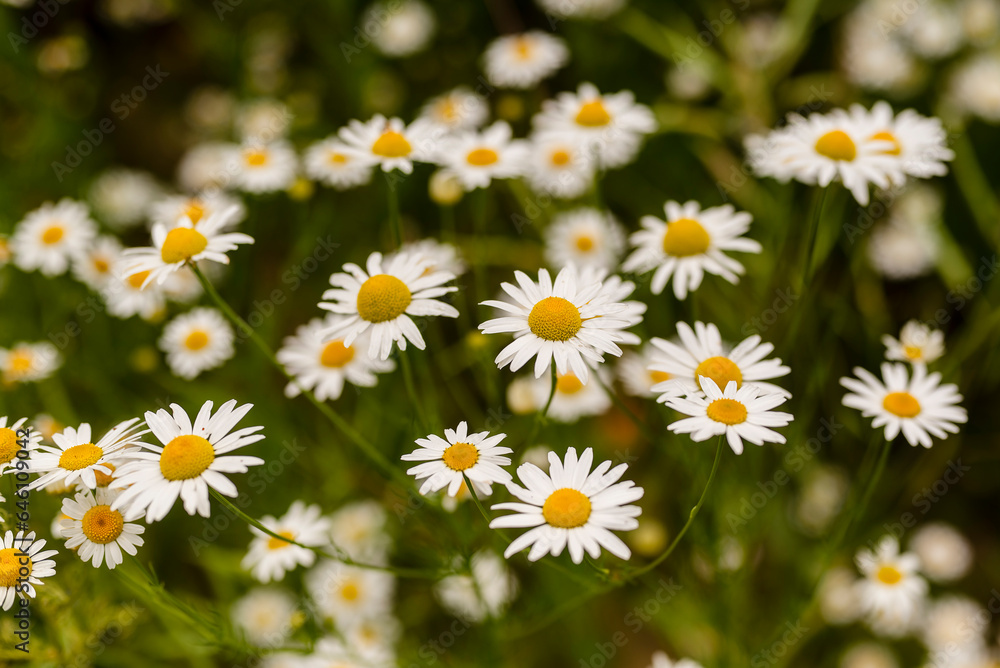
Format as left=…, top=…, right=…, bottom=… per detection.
left=442, top=442, right=479, bottom=471
left=0, top=428, right=19, bottom=465
left=320, top=341, right=355, bottom=368
left=81, top=505, right=125, bottom=544
left=876, top=564, right=903, bottom=585
left=356, top=274, right=412, bottom=323
left=371, top=130, right=412, bottom=158
left=814, top=130, right=857, bottom=161
left=184, top=330, right=210, bottom=351
left=466, top=148, right=499, bottom=166
left=695, top=356, right=743, bottom=390
left=870, top=131, right=902, bottom=156
left=556, top=373, right=585, bottom=395
left=575, top=100, right=611, bottom=127
left=59, top=443, right=103, bottom=471
left=663, top=218, right=711, bottom=257
left=160, top=227, right=208, bottom=264
left=41, top=225, right=64, bottom=245
left=159, top=434, right=215, bottom=481
left=266, top=530, right=296, bottom=550
left=528, top=297, right=582, bottom=341
left=706, top=398, right=748, bottom=425
left=882, top=391, right=921, bottom=418
left=542, top=488, right=592, bottom=528
left=0, top=548, right=30, bottom=587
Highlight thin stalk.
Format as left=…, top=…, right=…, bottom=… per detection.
left=399, top=348, right=429, bottom=432
left=800, top=187, right=829, bottom=292
left=388, top=175, right=403, bottom=247
left=523, top=366, right=557, bottom=448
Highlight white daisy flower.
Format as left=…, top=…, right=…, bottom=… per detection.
left=72, top=235, right=123, bottom=291
left=909, top=522, right=973, bottom=583
left=648, top=321, right=790, bottom=399
left=622, top=200, right=762, bottom=300
left=617, top=346, right=675, bottom=398
left=231, top=587, right=299, bottom=647
left=401, top=421, right=513, bottom=497
left=478, top=266, right=634, bottom=383
left=328, top=500, right=392, bottom=565
left=571, top=265, right=647, bottom=336
left=435, top=550, right=518, bottom=623
left=242, top=501, right=332, bottom=583
left=341, top=616, right=401, bottom=663
left=110, top=400, right=265, bottom=522
left=882, top=320, right=945, bottom=365
left=419, top=86, right=489, bottom=133
left=948, top=53, right=1000, bottom=123
left=840, top=362, right=967, bottom=448
left=490, top=447, right=644, bottom=563
left=59, top=488, right=145, bottom=569
left=148, top=191, right=247, bottom=231
left=663, top=377, right=793, bottom=455
left=921, top=596, right=987, bottom=653
left=11, top=198, right=96, bottom=276
left=649, top=651, right=704, bottom=668
left=88, top=168, right=163, bottom=230
left=122, top=205, right=253, bottom=288
left=303, top=136, right=374, bottom=190
left=177, top=141, right=235, bottom=192
left=159, top=307, right=235, bottom=379
left=436, top=121, right=529, bottom=190
left=867, top=214, right=940, bottom=282
left=389, top=238, right=466, bottom=277
left=231, top=140, right=298, bottom=193
left=747, top=109, right=902, bottom=205
left=532, top=83, right=657, bottom=169
left=818, top=567, right=862, bottom=625
left=0, top=531, right=57, bottom=611
left=482, top=31, right=569, bottom=89
left=854, top=535, right=928, bottom=637
left=277, top=315, right=395, bottom=402
left=544, top=208, right=625, bottom=271
left=428, top=168, right=465, bottom=205
left=0, top=342, right=61, bottom=385
left=0, top=416, right=41, bottom=475
left=524, top=131, right=596, bottom=199
left=365, top=0, right=435, bottom=57
left=319, top=250, right=459, bottom=361
left=306, top=559, right=395, bottom=626
left=234, top=98, right=292, bottom=142
left=103, top=258, right=168, bottom=321
left=26, top=419, right=148, bottom=492
left=899, top=1, right=964, bottom=58
left=534, top=0, right=625, bottom=19
left=338, top=115, right=438, bottom=174
left=849, top=102, right=954, bottom=182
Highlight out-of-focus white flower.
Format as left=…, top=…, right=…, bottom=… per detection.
left=364, top=0, right=435, bottom=57
left=910, top=522, right=974, bottom=582
left=88, top=169, right=163, bottom=229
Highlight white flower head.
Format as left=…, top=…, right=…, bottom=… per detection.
left=72, top=235, right=123, bottom=291
left=854, top=535, right=928, bottom=637
left=11, top=199, right=97, bottom=276
left=338, top=115, right=439, bottom=174
left=545, top=208, right=625, bottom=271
left=401, top=421, right=513, bottom=497
left=0, top=417, right=42, bottom=474
left=303, top=136, right=374, bottom=190
left=525, top=131, right=596, bottom=199
left=60, top=488, right=145, bottom=569
left=482, top=31, right=569, bottom=89
left=882, top=320, right=944, bottom=365
left=419, top=86, right=489, bottom=132
left=435, top=550, right=518, bottom=623
left=232, top=140, right=298, bottom=193
left=242, top=501, right=331, bottom=583
left=0, top=531, right=57, bottom=611
left=159, top=307, right=235, bottom=379
left=27, top=419, right=148, bottom=492
left=437, top=121, right=529, bottom=190
left=0, top=342, right=62, bottom=385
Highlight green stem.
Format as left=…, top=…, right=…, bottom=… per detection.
left=800, top=187, right=828, bottom=292
left=388, top=175, right=403, bottom=247
left=399, top=348, right=429, bottom=432
left=524, top=366, right=557, bottom=448
left=189, top=264, right=407, bottom=487
left=626, top=435, right=723, bottom=579
left=951, top=130, right=1000, bottom=251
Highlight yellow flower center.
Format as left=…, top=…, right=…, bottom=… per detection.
left=574, top=235, right=595, bottom=252
left=340, top=581, right=360, bottom=601
left=159, top=434, right=215, bottom=481
left=0, top=428, right=19, bottom=465
left=882, top=391, right=921, bottom=418
left=58, top=443, right=103, bottom=471
left=244, top=149, right=269, bottom=167
left=127, top=270, right=151, bottom=289
left=514, top=37, right=533, bottom=60
left=695, top=356, right=743, bottom=390
left=328, top=151, right=348, bottom=165
left=8, top=353, right=32, bottom=374
left=320, top=340, right=355, bottom=368
left=81, top=505, right=125, bottom=544
left=903, top=345, right=923, bottom=360
left=94, top=462, right=117, bottom=487
left=160, top=227, right=209, bottom=264
left=876, top=565, right=903, bottom=585
left=184, top=330, right=210, bottom=351
left=266, top=530, right=295, bottom=550
left=556, top=373, right=585, bottom=395
left=442, top=442, right=479, bottom=471
left=0, top=548, right=30, bottom=587
left=371, top=130, right=412, bottom=158
left=662, top=218, right=711, bottom=257
left=41, top=225, right=64, bottom=245
left=466, top=148, right=499, bottom=166
left=93, top=258, right=110, bottom=274
left=870, top=130, right=902, bottom=156
left=814, top=130, right=857, bottom=161
left=706, top=398, right=748, bottom=425
left=575, top=100, right=611, bottom=127
left=356, top=274, right=412, bottom=323
left=649, top=370, right=671, bottom=384
left=550, top=149, right=571, bottom=166
left=184, top=200, right=206, bottom=224
left=528, top=296, right=582, bottom=341
left=437, top=99, right=458, bottom=122
left=542, top=488, right=592, bottom=528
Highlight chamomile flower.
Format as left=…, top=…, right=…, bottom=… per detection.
left=401, top=422, right=513, bottom=497
left=479, top=266, right=633, bottom=383
left=26, top=419, right=147, bottom=492
left=482, top=31, right=569, bottom=89
left=0, top=342, right=61, bottom=385
left=306, top=559, right=395, bottom=626
left=123, top=205, right=253, bottom=288
left=319, top=250, right=459, bottom=360
left=232, top=140, right=298, bottom=193
left=435, top=550, right=518, bottom=622
left=524, top=132, right=595, bottom=198
left=747, top=109, right=901, bottom=205
left=848, top=102, right=954, bottom=182
left=177, top=141, right=235, bottom=192
left=883, top=321, right=945, bottom=365
left=277, top=316, right=395, bottom=401
left=617, top=346, right=674, bottom=398
left=88, top=168, right=162, bottom=229
left=110, top=400, right=265, bottom=522
left=854, top=535, right=928, bottom=637
left=867, top=216, right=940, bottom=281
left=0, top=417, right=41, bottom=474
left=328, top=500, right=392, bottom=564
left=437, top=121, right=528, bottom=190
left=59, top=488, right=144, bottom=569
left=532, top=83, right=656, bottom=169
left=231, top=587, right=300, bottom=647
left=622, top=200, right=762, bottom=300
left=304, top=136, right=374, bottom=190
left=159, top=307, right=235, bottom=380
left=840, top=363, right=967, bottom=447
left=949, top=53, right=1000, bottom=123
left=921, top=596, right=987, bottom=652
left=72, top=235, right=122, bottom=291
left=419, top=86, right=489, bottom=132
left=490, top=447, right=644, bottom=563
left=649, top=652, right=704, bottom=668
left=149, top=191, right=246, bottom=230
left=11, top=198, right=96, bottom=276
left=909, top=522, right=973, bottom=582
left=365, top=0, right=436, bottom=57
left=234, top=98, right=292, bottom=142
left=648, top=321, right=791, bottom=399
left=534, top=0, right=626, bottom=19
left=338, top=115, right=437, bottom=174
left=103, top=259, right=167, bottom=321
left=0, top=531, right=57, bottom=611
left=544, top=208, right=625, bottom=271
left=242, top=501, right=331, bottom=583
left=663, top=377, right=793, bottom=455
